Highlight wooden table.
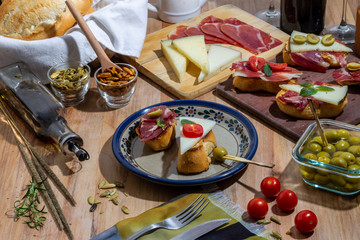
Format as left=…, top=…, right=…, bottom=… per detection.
left=0, top=1, right=359, bottom=239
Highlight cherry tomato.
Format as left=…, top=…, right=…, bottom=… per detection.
left=276, top=189, right=298, bottom=211
left=183, top=124, right=203, bottom=138
left=295, top=210, right=318, bottom=233
left=249, top=56, right=265, bottom=71
left=247, top=198, right=268, bottom=219
left=268, top=62, right=287, bottom=71
left=260, top=177, right=281, bottom=198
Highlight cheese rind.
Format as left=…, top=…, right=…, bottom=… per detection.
left=161, top=40, right=188, bottom=82
left=179, top=117, right=216, bottom=155
left=172, top=35, right=209, bottom=73
left=279, top=84, right=348, bottom=105
left=290, top=30, right=352, bottom=53
left=198, top=45, right=242, bottom=82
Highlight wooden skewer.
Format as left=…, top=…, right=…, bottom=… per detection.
left=65, top=0, right=118, bottom=72
left=223, top=155, right=275, bottom=168
left=307, top=98, right=328, bottom=147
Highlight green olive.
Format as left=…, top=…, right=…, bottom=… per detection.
left=348, top=145, right=360, bottom=156
left=303, top=153, right=317, bottom=160
left=318, top=156, right=331, bottom=164
left=345, top=165, right=360, bottom=183
left=317, top=151, right=330, bottom=158
left=213, top=147, right=228, bottom=162
left=344, top=183, right=358, bottom=191
left=348, top=164, right=360, bottom=171
left=311, top=136, right=324, bottom=146
left=314, top=173, right=330, bottom=185
left=333, top=151, right=344, bottom=157
left=337, top=129, right=350, bottom=140
left=307, top=33, right=320, bottom=44
left=349, top=136, right=360, bottom=145
left=292, top=35, right=307, bottom=44
left=308, top=142, right=322, bottom=153
left=300, top=169, right=315, bottom=180
left=340, top=152, right=356, bottom=165
left=323, top=144, right=336, bottom=155
left=299, top=165, right=316, bottom=173
left=324, top=130, right=339, bottom=142
left=330, top=157, right=347, bottom=168
left=330, top=174, right=346, bottom=186
left=356, top=157, right=360, bottom=165
left=321, top=34, right=335, bottom=46
left=335, top=140, right=350, bottom=151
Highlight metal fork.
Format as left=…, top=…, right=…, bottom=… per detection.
left=124, top=195, right=209, bottom=240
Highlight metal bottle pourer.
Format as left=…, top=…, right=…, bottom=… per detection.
left=0, top=62, right=90, bottom=161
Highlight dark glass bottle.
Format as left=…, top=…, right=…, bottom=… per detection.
left=280, top=0, right=327, bottom=34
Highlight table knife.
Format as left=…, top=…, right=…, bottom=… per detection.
left=170, top=218, right=231, bottom=240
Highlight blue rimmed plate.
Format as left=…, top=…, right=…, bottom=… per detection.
left=112, top=100, right=258, bottom=186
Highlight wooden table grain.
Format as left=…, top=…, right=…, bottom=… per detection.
left=0, top=1, right=359, bottom=239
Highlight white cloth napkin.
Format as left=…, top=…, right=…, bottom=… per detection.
left=0, top=0, right=148, bottom=82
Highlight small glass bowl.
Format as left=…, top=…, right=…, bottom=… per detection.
left=292, top=119, right=360, bottom=195
left=47, top=61, right=90, bottom=106
left=94, top=63, right=138, bottom=108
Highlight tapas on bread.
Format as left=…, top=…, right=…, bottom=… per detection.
left=135, top=105, right=177, bottom=151
left=333, top=62, right=360, bottom=86
left=283, top=31, right=352, bottom=72
left=276, top=81, right=348, bottom=119
left=177, top=117, right=217, bottom=174
left=231, top=56, right=302, bottom=93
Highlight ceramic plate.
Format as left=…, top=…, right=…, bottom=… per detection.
left=112, top=100, right=258, bottom=186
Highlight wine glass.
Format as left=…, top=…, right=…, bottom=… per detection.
left=322, top=0, right=355, bottom=44
left=254, top=0, right=280, bottom=27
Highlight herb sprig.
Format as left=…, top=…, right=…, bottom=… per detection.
left=14, top=177, right=47, bottom=229
left=299, top=82, right=334, bottom=97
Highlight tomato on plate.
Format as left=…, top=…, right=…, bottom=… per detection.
left=249, top=56, right=266, bottom=71
left=295, top=210, right=318, bottom=233
left=183, top=124, right=203, bottom=138
left=268, top=62, right=287, bottom=71
left=276, top=189, right=298, bottom=211
left=247, top=198, right=268, bottom=219
left=260, top=176, right=281, bottom=198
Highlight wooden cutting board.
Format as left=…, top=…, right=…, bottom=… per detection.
left=216, top=53, right=360, bottom=141
left=123, top=4, right=289, bottom=99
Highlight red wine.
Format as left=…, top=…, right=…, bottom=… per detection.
left=280, top=0, right=327, bottom=34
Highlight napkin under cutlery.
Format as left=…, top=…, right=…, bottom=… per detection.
left=90, top=191, right=268, bottom=240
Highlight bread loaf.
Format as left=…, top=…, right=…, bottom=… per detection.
left=0, top=0, right=93, bottom=40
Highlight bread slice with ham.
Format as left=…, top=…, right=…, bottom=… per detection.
left=283, top=31, right=352, bottom=72
left=231, top=56, right=302, bottom=93
left=333, top=65, right=360, bottom=86
left=276, top=81, right=348, bottom=119
left=136, top=105, right=177, bottom=151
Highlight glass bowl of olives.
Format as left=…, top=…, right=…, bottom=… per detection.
left=292, top=119, right=360, bottom=195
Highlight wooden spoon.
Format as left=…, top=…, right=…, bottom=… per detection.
left=222, top=155, right=275, bottom=168
left=307, top=98, right=328, bottom=147
left=65, top=0, right=118, bottom=72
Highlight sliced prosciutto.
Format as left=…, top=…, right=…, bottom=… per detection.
left=289, top=51, right=350, bottom=72
left=333, top=68, right=360, bottom=84
left=200, top=23, right=241, bottom=46
left=231, top=60, right=302, bottom=81
left=278, top=90, right=323, bottom=111
left=168, top=25, right=188, bottom=40
left=220, top=23, right=282, bottom=54
left=137, top=105, right=177, bottom=142
left=183, top=25, right=225, bottom=44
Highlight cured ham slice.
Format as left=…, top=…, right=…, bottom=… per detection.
left=200, top=23, right=241, bottom=46
left=168, top=25, right=188, bottom=40
left=278, top=90, right=323, bottom=111
left=220, top=23, right=282, bottom=54
left=231, top=61, right=302, bottom=81
left=183, top=25, right=225, bottom=44
left=333, top=68, right=360, bottom=83
left=138, top=105, right=177, bottom=142
left=289, top=51, right=330, bottom=72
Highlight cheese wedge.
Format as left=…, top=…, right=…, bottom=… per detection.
left=172, top=35, right=208, bottom=73
left=290, top=30, right=353, bottom=53
left=161, top=40, right=188, bottom=82
left=179, top=117, right=216, bottom=155
left=279, top=84, right=348, bottom=105
left=198, top=45, right=242, bottom=82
